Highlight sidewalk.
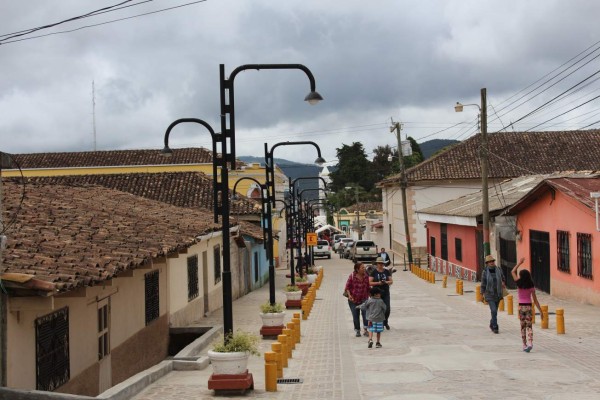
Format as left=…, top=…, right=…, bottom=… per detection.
left=132, top=258, right=600, bottom=400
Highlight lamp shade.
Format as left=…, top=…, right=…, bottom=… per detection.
left=304, top=91, right=323, bottom=105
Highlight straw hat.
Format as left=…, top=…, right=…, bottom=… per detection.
left=484, top=255, right=496, bottom=263
left=375, top=257, right=385, bottom=264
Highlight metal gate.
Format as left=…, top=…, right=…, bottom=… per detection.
left=529, top=230, right=550, bottom=293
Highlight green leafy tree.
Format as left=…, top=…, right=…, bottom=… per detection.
left=329, top=142, right=376, bottom=192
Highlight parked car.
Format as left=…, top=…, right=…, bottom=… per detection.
left=335, top=237, right=354, bottom=253
left=313, top=240, right=332, bottom=259
left=342, top=240, right=355, bottom=259
left=332, top=234, right=347, bottom=251
left=351, top=240, right=378, bottom=263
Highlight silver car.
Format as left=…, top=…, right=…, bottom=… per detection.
left=313, top=240, right=332, bottom=259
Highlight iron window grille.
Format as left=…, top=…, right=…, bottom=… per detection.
left=557, top=230, right=570, bottom=273
left=577, top=233, right=592, bottom=279
left=36, top=307, right=70, bottom=391
left=98, top=301, right=110, bottom=360
left=187, top=255, right=199, bottom=301
left=214, top=245, right=222, bottom=284
left=145, top=270, right=160, bottom=325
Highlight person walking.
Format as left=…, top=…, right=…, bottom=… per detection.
left=369, top=257, right=393, bottom=330
left=379, top=247, right=396, bottom=273
left=511, top=257, right=543, bottom=352
left=480, top=254, right=506, bottom=334
left=344, top=262, right=371, bottom=337
left=358, top=286, right=387, bottom=348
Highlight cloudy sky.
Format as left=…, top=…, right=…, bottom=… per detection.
left=1, top=0, right=600, bottom=164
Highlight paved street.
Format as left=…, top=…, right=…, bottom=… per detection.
left=132, top=256, right=600, bottom=400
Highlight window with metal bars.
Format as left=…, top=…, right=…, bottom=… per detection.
left=557, top=230, right=570, bottom=273
left=577, top=233, right=592, bottom=279
left=35, top=307, right=70, bottom=391
left=145, top=270, right=160, bottom=325
left=214, top=245, right=222, bottom=284
left=98, top=301, right=110, bottom=360
left=187, top=255, right=199, bottom=301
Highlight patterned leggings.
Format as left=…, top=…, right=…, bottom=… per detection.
left=519, top=304, right=533, bottom=346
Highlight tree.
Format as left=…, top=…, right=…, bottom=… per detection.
left=329, top=142, right=375, bottom=192
left=372, top=144, right=399, bottom=180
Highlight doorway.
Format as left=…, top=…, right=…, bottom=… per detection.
left=529, top=230, right=551, bottom=293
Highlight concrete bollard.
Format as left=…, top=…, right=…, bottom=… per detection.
left=277, top=334, right=288, bottom=368
left=541, top=305, right=549, bottom=329
left=293, top=313, right=301, bottom=342
left=499, top=298, right=504, bottom=312
left=475, top=285, right=482, bottom=302
left=531, top=307, right=536, bottom=324
left=271, top=343, right=283, bottom=378
left=287, top=322, right=296, bottom=349
left=556, top=308, right=565, bottom=334
left=506, top=295, right=513, bottom=315
left=442, top=275, right=447, bottom=288
left=430, top=271, right=435, bottom=283
left=301, top=299, right=308, bottom=320
left=283, top=328, right=293, bottom=358
left=458, top=280, right=463, bottom=295
left=264, top=352, right=278, bottom=392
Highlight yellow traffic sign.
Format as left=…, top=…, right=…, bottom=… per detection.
left=306, top=232, right=318, bottom=246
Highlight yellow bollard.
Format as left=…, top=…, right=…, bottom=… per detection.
left=541, top=305, right=549, bottom=329
left=499, top=298, right=504, bottom=312
left=442, top=275, right=447, bottom=288
left=293, top=313, right=301, bottom=343
left=456, top=279, right=460, bottom=294
left=271, top=343, right=283, bottom=378
left=475, top=285, right=482, bottom=302
left=291, top=318, right=300, bottom=344
left=264, top=352, right=278, bottom=392
left=301, top=299, right=308, bottom=320
left=429, top=271, right=435, bottom=283
left=532, top=307, right=536, bottom=324
left=287, top=322, right=296, bottom=349
left=556, top=308, right=565, bottom=334
left=459, top=280, right=463, bottom=295
left=277, top=334, right=288, bottom=368
left=283, top=328, right=293, bottom=358
left=506, top=295, right=513, bottom=315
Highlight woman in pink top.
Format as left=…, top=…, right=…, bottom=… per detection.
left=511, top=257, right=543, bottom=352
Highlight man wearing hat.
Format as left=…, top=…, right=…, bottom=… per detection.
left=480, top=254, right=506, bottom=334
left=369, top=257, right=393, bottom=330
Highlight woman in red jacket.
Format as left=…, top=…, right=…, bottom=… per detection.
left=345, top=262, right=370, bottom=337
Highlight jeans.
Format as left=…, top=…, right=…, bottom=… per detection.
left=487, top=298, right=500, bottom=329
left=381, top=290, right=391, bottom=325
left=348, top=300, right=367, bottom=331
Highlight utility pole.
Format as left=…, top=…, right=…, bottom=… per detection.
left=390, top=120, right=413, bottom=265
left=480, top=88, right=490, bottom=257
left=0, top=152, right=8, bottom=386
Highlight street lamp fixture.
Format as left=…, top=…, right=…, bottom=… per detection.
left=455, top=88, right=490, bottom=269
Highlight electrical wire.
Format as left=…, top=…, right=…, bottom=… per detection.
left=0, top=1, right=207, bottom=46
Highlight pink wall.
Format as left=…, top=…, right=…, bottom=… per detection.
left=426, top=222, right=479, bottom=273
left=516, top=189, right=600, bottom=302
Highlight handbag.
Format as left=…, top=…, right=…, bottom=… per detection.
left=342, top=290, right=349, bottom=298
left=502, top=287, right=509, bottom=297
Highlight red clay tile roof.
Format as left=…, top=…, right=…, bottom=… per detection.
left=379, top=130, right=600, bottom=186
left=9, top=147, right=214, bottom=169
left=346, top=202, right=383, bottom=213
left=21, top=172, right=261, bottom=217
left=507, top=177, right=600, bottom=215
left=1, top=179, right=221, bottom=294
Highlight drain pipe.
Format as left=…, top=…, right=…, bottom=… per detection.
left=592, top=192, right=600, bottom=231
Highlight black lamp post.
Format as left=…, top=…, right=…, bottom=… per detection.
left=219, top=63, right=323, bottom=334
left=161, top=118, right=238, bottom=340
left=265, top=142, right=326, bottom=283
left=231, top=177, right=277, bottom=305
left=298, top=188, right=329, bottom=265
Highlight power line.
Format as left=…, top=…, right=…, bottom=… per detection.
left=0, top=1, right=207, bottom=46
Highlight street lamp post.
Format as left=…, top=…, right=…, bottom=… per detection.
left=162, top=118, right=237, bottom=337
left=298, top=188, right=328, bottom=266
left=231, top=178, right=276, bottom=305
left=219, top=64, right=322, bottom=328
left=265, top=142, right=326, bottom=283
left=455, top=88, right=490, bottom=269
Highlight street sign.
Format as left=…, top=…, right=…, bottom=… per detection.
left=306, top=232, right=317, bottom=246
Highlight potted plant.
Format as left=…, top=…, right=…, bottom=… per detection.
left=259, top=301, right=286, bottom=327
left=306, top=267, right=318, bottom=284
left=208, top=330, right=261, bottom=375
left=295, top=277, right=310, bottom=295
left=283, top=284, right=302, bottom=301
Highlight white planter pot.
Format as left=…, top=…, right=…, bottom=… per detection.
left=207, top=350, right=250, bottom=375
left=284, top=290, right=302, bottom=301
left=260, top=311, right=285, bottom=327
left=306, top=274, right=317, bottom=284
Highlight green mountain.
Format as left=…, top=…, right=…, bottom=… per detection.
left=419, top=139, right=460, bottom=159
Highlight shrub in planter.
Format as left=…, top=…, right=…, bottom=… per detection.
left=259, top=302, right=284, bottom=314
left=208, top=330, right=261, bottom=375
